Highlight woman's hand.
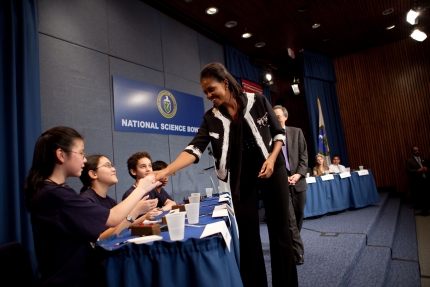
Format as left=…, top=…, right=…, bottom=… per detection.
left=258, top=159, right=275, bottom=178
left=137, top=174, right=161, bottom=192
left=152, top=169, right=169, bottom=182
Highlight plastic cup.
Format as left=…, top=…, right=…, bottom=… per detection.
left=206, top=188, right=213, bottom=198
left=191, top=193, right=201, bottom=197
left=359, top=166, right=364, bottom=170
left=165, top=212, right=186, bottom=241
left=185, top=203, right=200, bottom=224
left=306, top=173, right=310, bottom=178
left=189, top=195, right=200, bottom=203
left=324, top=170, right=330, bottom=175
left=346, top=167, right=350, bottom=172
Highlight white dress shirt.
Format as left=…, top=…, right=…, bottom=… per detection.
left=329, top=164, right=346, bottom=173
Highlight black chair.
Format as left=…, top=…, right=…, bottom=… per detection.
left=0, top=241, right=37, bottom=286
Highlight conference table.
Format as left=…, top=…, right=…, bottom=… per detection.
left=304, top=169, right=380, bottom=218
left=96, top=194, right=242, bottom=287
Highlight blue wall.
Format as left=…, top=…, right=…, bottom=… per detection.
left=38, top=0, right=225, bottom=202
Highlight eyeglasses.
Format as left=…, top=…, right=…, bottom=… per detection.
left=70, top=151, right=86, bottom=159
left=95, top=162, right=115, bottom=170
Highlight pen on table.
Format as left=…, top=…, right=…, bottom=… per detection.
left=114, top=240, right=128, bottom=247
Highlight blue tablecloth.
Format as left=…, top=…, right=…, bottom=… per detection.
left=96, top=195, right=242, bottom=287
left=304, top=170, right=380, bottom=218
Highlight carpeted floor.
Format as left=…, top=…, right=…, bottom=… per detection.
left=259, top=191, right=422, bottom=287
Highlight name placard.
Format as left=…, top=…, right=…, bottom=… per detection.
left=321, top=174, right=334, bottom=181
left=306, top=177, right=316, bottom=183
left=358, top=169, right=369, bottom=176
left=113, top=75, right=204, bottom=136
left=339, top=172, right=351, bottom=178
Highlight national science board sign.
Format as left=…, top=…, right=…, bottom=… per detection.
left=113, top=75, right=204, bottom=136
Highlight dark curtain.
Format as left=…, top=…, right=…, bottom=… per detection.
left=303, top=50, right=349, bottom=167
left=224, top=45, right=271, bottom=104
left=0, top=0, right=41, bottom=274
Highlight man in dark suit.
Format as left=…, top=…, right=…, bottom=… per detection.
left=274, top=105, right=308, bottom=264
left=406, top=146, right=430, bottom=216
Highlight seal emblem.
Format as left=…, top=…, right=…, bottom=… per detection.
left=157, top=90, right=177, bottom=118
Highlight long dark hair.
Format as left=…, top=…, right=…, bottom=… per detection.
left=79, top=154, right=104, bottom=194
left=200, top=62, right=243, bottom=97
left=24, top=126, right=84, bottom=211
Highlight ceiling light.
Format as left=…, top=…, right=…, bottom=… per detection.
left=255, top=42, right=265, bottom=48
left=298, top=6, right=309, bottom=12
left=291, top=77, right=300, bottom=95
left=410, top=28, right=427, bottom=41
left=205, top=7, right=218, bottom=15
left=242, top=32, right=252, bottom=38
left=386, top=25, right=395, bottom=30
left=407, top=9, right=420, bottom=25
left=265, top=73, right=272, bottom=82
left=225, top=21, right=237, bottom=28
left=312, top=23, right=321, bottom=29
left=382, top=8, right=394, bottom=15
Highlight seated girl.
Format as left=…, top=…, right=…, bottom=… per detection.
left=313, top=154, right=329, bottom=176
left=80, top=154, right=160, bottom=239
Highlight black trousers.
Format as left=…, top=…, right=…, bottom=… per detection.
left=290, top=187, right=306, bottom=231
left=234, top=153, right=298, bottom=287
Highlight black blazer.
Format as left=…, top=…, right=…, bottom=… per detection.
left=184, top=93, right=285, bottom=182
left=406, top=156, right=429, bottom=187
left=284, top=126, right=308, bottom=192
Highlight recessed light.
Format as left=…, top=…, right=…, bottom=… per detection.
left=323, top=38, right=329, bottom=42
left=298, top=6, right=309, bottom=12
left=382, top=8, right=394, bottom=15
left=242, top=32, right=252, bottom=38
left=386, top=25, right=395, bottom=30
left=312, top=23, right=321, bottom=29
left=205, top=7, right=218, bottom=15
left=255, top=42, right=265, bottom=48
left=225, top=21, right=237, bottom=28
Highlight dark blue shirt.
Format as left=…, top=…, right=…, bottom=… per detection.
left=30, top=183, right=110, bottom=286
left=80, top=188, right=117, bottom=209
left=148, top=187, right=173, bottom=208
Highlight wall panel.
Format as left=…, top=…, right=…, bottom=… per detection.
left=334, top=38, right=430, bottom=195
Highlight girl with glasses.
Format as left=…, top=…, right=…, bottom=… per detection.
left=24, top=126, right=160, bottom=286
left=79, top=154, right=159, bottom=239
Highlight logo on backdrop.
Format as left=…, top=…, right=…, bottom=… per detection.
left=157, top=91, right=177, bottom=118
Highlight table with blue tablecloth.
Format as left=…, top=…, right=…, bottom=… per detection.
left=304, top=170, right=380, bottom=218
left=96, top=195, right=242, bottom=287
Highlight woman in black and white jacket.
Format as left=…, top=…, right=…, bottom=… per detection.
left=154, top=62, right=298, bottom=287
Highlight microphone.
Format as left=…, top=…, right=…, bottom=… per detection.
left=208, top=146, right=214, bottom=156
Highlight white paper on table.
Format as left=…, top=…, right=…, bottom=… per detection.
left=219, top=194, right=231, bottom=199
left=200, top=221, right=232, bottom=251
left=358, top=169, right=369, bottom=176
left=339, top=172, right=351, bottom=178
left=306, top=177, right=316, bottom=183
left=212, top=208, right=230, bottom=225
left=218, top=197, right=229, bottom=203
left=214, top=203, right=235, bottom=217
left=321, top=174, right=334, bottom=181
left=126, top=235, right=163, bottom=244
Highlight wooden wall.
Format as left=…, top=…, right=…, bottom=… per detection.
left=334, top=38, right=430, bottom=195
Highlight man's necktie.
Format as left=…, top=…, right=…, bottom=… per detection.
left=282, top=141, right=290, bottom=171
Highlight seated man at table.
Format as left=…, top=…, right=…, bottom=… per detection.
left=329, top=155, right=347, bottom=173
left=149, top=160, right=177, bottom=212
